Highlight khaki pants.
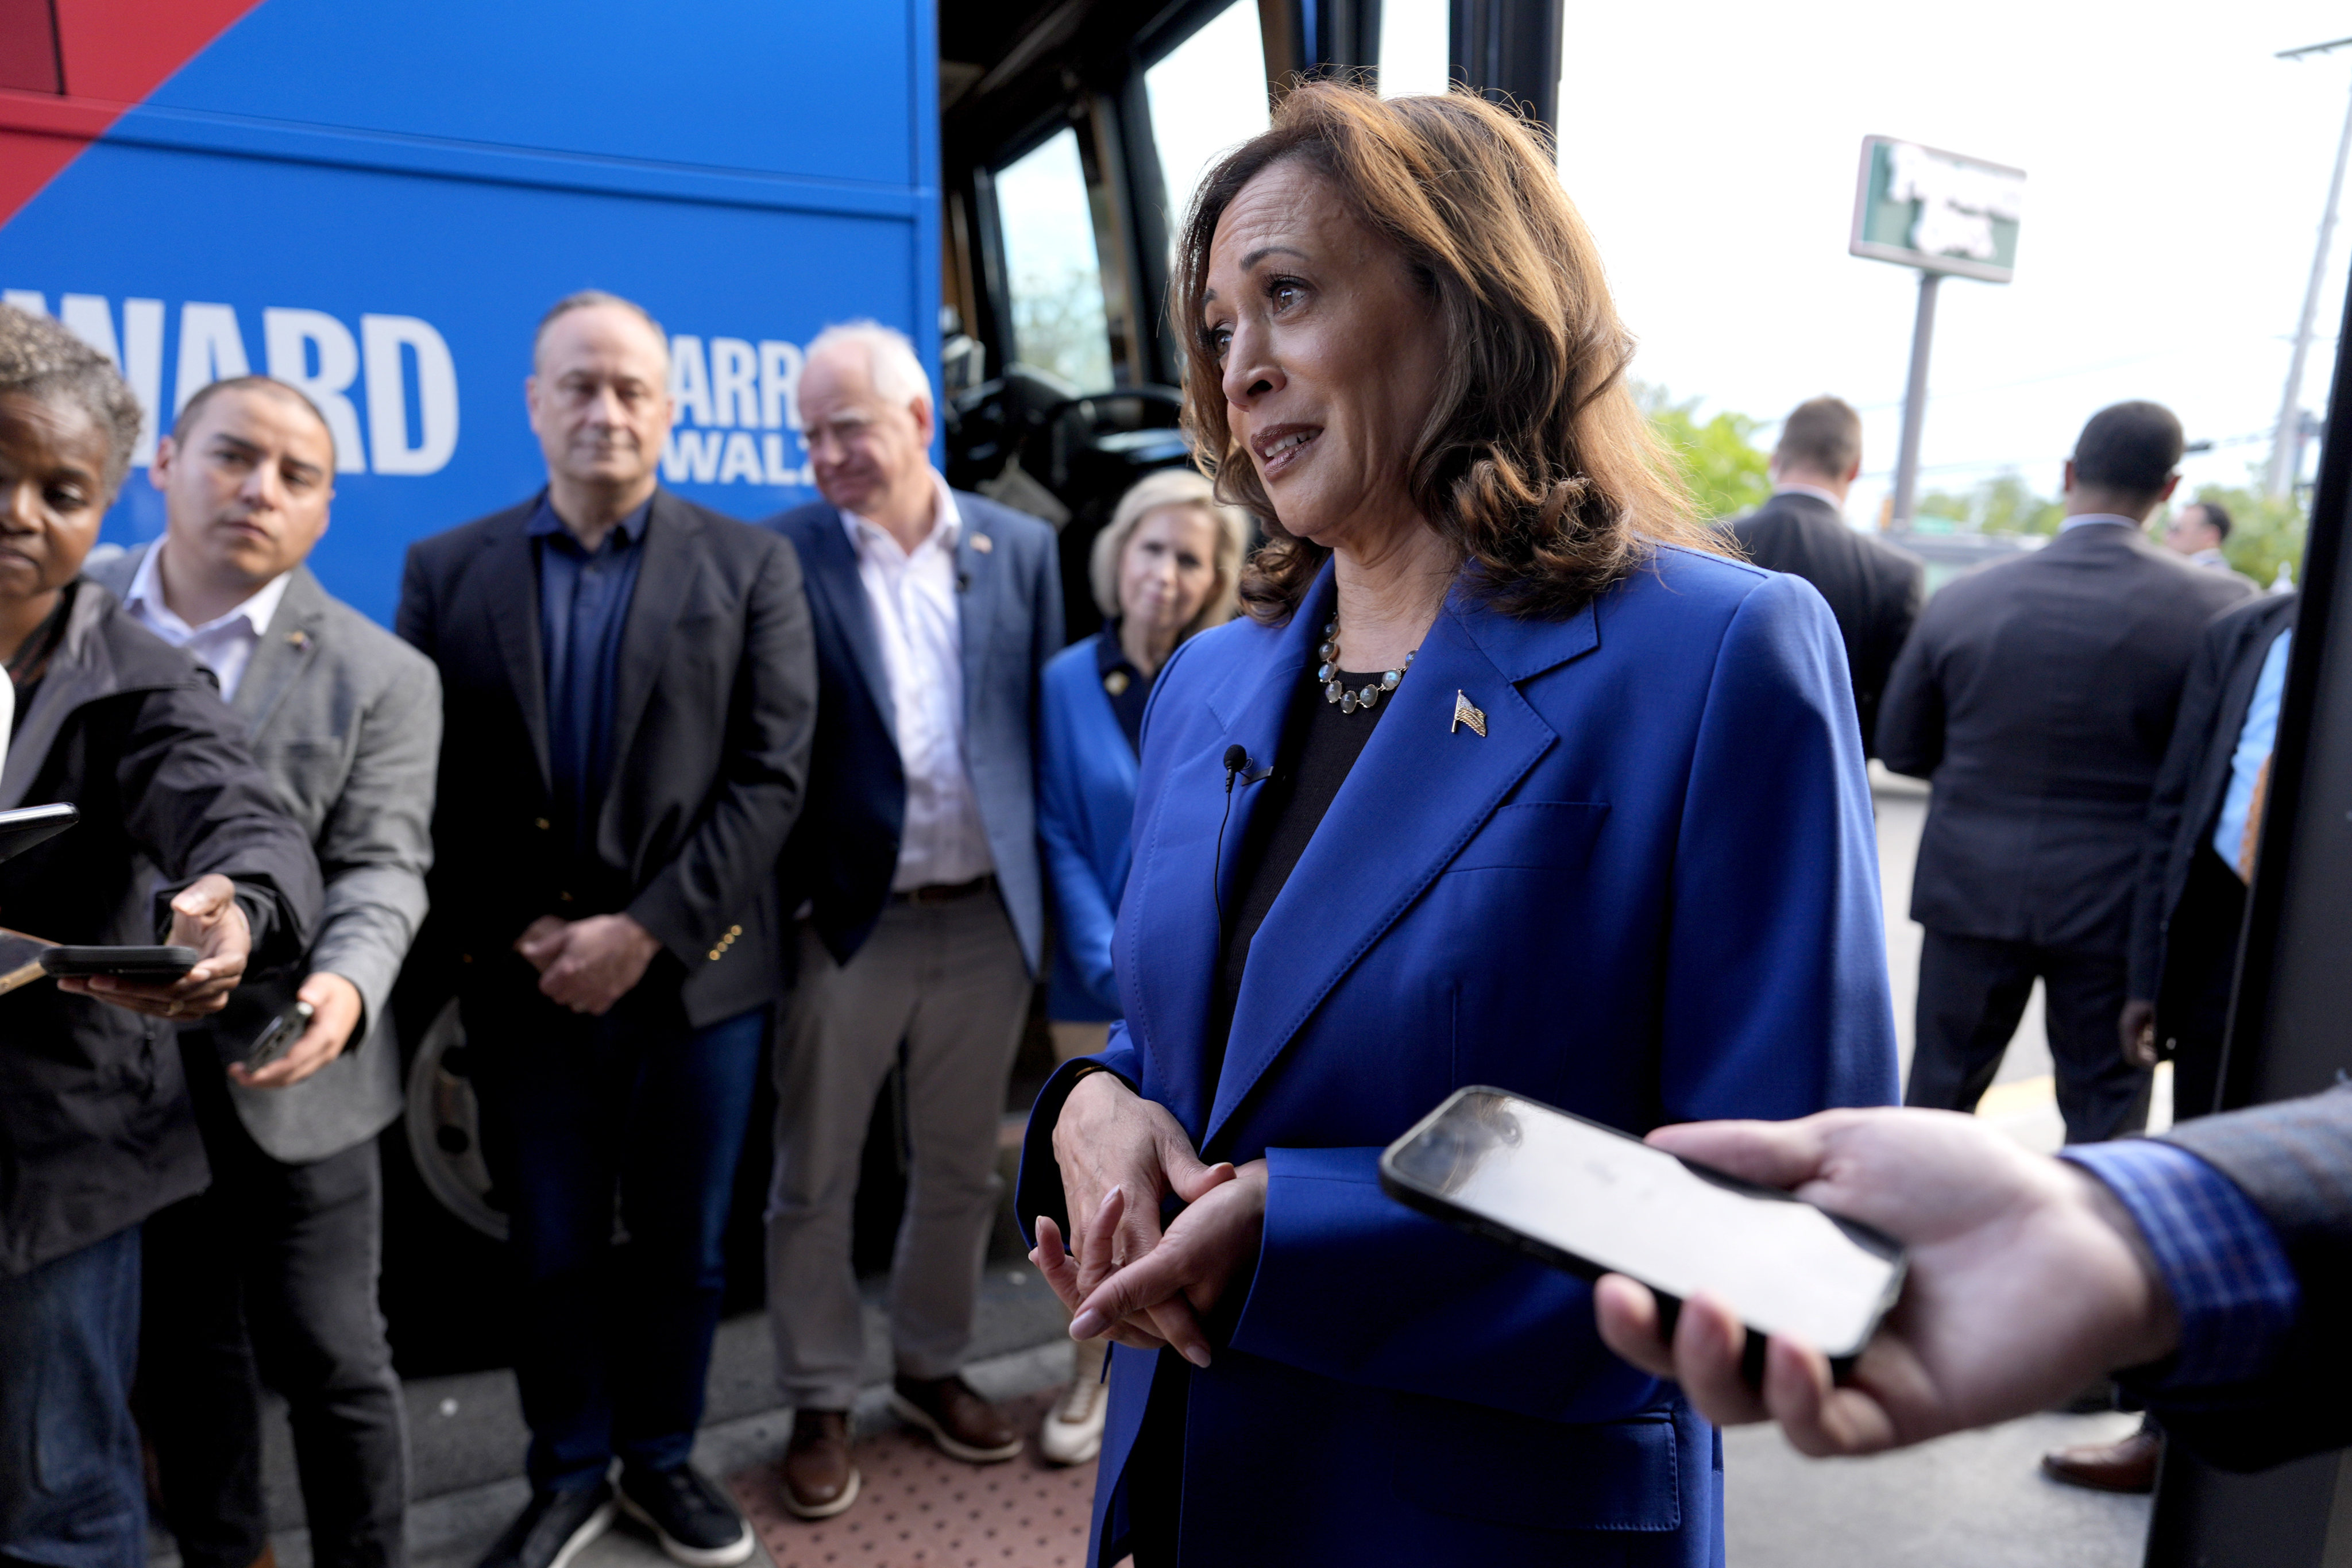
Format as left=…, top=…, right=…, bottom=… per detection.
left=763, top=896, right=1031, bottom=1409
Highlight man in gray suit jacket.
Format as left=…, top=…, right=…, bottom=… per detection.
left=759, top=323, right=1061, bottom=1520
left=93, top=375, right=439, bottom=1568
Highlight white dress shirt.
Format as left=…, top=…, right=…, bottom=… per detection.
left=121, top=542, right=293, bottom=704
left=841, top=472, right=994, bottom=890
left=2059, top=512, right=2142, bottom=534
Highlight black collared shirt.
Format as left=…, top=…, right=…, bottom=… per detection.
left=1095, top=620, right=1154, bottom=755
left=530, top=495, right=651, bottom=847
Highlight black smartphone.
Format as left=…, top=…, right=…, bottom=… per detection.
left=40, top=945, right=200, bottom=982
left=0, top=803, right=77, bottom=865
left=1380, top=1087, right=1906, bottom=1376
left=245, top=999, right=315, bottom=1070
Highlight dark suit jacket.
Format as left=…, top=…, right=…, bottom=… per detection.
left=1725, top=491, right=1924, bottom=754
left=0, top=584, right=320, bottom=1276
left=761, top=491, right=1061, bottom=974
left=1878, top=522, right=2255, bottom=949
left=396, top=488, right=816, bottom=1028
left=2127, top=592, right=2296, bottom=1009
left=2149, top=1084, right=2352, bottom=1470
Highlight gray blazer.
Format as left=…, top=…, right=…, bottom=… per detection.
left=88, top=548, right=441, bottom=1164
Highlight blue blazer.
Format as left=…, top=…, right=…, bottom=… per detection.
left=1038, top=634, right=1139, bottom=1021
left=1017, top=547, right=1898, bottom=1567
left=762, top=492, right=1063, bottom=972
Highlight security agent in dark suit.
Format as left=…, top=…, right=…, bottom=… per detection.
left=758, top=322, right=1061, bottom=1521
left=1724, top=396, right=1924, bottom=754
left=396, top=293, right=816, bottom=1568
left=88, top=377, right=440, bottom=1568
left=2038, top=589, right=2297, bottom=1494
left=1880, top=401, right=2254, bottom=1144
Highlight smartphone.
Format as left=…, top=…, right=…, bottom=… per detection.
left=0, top=803, right=77, bottom=865
left=40, top=945, right=200, bottom=982
left=245, top=999, right=315, bottom=1070
left=1380, top=1087, right=1906, bottom=1375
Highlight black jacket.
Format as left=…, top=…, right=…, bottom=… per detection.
left=1724, top=492, right=1924, bottom=754
left=1878, top=522, right=2255, bottom=949
left=0, top=583, right=321, bottom=1276
left=2127, top=592, right=2296, bottom=1006
left=396, top=489, right=817, bottom=1028
left=2149, top=1084, right=2352, bottom=1470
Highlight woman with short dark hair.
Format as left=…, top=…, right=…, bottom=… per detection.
left=1015, top=85, right=1897, bottom=1566
left=0, top=303, right=320, bottom=1568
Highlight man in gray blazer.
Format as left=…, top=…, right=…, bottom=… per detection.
left=759, top=322, right=1061, bottom=1519
left=92, top=374, right=439, bottom=1568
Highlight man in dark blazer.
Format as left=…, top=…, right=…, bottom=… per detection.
left=758, top=322, right=1061, bottom=1520
left=1880, top=401, right=2253, bottom=1144
left=397, top=293, right=816, bottom=1568
left=2040, top=587, right=2297, bottom=1493
left=1725, top=395, right=1923, bottom=754
left=91, top=375, right=439, bottom=1568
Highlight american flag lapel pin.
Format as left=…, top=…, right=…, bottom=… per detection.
left=971, top=532, right=992, bottom=554
left=1451, top=690, right=1487, bottom=737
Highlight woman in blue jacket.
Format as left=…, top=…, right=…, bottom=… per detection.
left=1017, top=84, right=1897, bottom=1567
left=1034, top=468, right=1246, bottom=1463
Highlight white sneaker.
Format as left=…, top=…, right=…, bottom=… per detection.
left=1038, top=1338, right=1109, bottom=1465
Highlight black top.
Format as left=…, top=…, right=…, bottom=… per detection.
left=528, top=494, right=651, bottom=848
left=1204, top=662, right=1393, bottom=1109
left=5, top=586, right=72, bottom=735
left=1094, top=619, right=1153, bottom=755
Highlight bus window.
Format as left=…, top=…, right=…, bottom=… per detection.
left=993, top=128, right=1115, bottom=391
left=1379, top=0, right=1451, bottom=97
left=1144, top=0, right=1271, bottom=253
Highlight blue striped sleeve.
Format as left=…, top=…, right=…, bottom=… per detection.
left=2061, top=1138, right=2301, bottom=1390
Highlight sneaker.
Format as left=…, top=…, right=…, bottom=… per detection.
left=1038, top=1337, right=1108, bottom=1465
left=617, top=1463, right=755, bottom=1567
left=890, top=1373, right=1023, bottom=1463
left=477, top=1480, right=615, bottom=1568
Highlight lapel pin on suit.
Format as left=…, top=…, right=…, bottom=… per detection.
left=287, top=629, right=310, bottom=650
left=970, top=531, right=992, bottom=554
left=1452, top=690, right=1487, bottom=737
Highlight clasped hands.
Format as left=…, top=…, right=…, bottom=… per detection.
left=515, top=912, right=661, bottom=1015
left=1033, top=1070, right=1266, bottom=1369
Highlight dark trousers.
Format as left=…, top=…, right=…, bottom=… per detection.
left=1906, top=929, right=2149, bottom=1143
left=469, top=972, right=767, bottom=1492
left=0, top=1227, right=144, bottom=1568
left=140, top=1036, right=407, bottom=1568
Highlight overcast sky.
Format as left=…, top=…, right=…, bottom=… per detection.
left=1546, top=0, right=2352, bottom=524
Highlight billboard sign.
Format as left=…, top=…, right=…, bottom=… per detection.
left=1849, top=136, right=2025, bottom=284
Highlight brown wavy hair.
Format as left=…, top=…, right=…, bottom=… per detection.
left=1173, top=83, right=1718, bottom=623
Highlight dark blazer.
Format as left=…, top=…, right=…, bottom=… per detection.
left=0, top=584, right=320, bottom=1276
left=1725, top=490, right=1924, bottom=754
left=2127, top=591, right=2296, bottom=1008
left=761, top=491, right=1061, bottom=974
left=91, top=549, right=441, bottom=1164
left=396, top=489, right=816, bottom=1028
left=1878, top=522, right=2255, bottom=949
left=2149, top=1084, right=2352, bottom=1471
left=1017, top=551, right=1897, bottom=1566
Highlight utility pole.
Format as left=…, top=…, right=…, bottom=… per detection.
left=2267, top=36, right=2352, bottom=499
left=1889, top=271, right=1942, bottom=528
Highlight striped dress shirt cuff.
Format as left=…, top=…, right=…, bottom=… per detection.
left=2061, top=1138, right=2301, bottom=1391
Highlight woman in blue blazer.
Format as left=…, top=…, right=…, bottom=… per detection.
left=1035, top=469, right=1246, bottom=1462
left=1017, top=84, right=1898, bottom=1567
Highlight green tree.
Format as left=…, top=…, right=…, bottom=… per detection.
left=1640, top=385, right=1770, bottom=520
left=2160, top=476, right=2307, bottom=591
left=1914, top=472, right=2063, bottom=535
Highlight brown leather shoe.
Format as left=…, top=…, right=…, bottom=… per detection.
left=2042, top=1422, right=2162, bottom=1494
left=779, top=1409, right=860, bottom=1520
left=890, top=1374, right=1022, bottom=1463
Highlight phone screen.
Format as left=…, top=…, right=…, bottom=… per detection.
left=1383, top=1088, right=1903, bottom=1358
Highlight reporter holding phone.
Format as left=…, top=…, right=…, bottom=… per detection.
left=1015, top=86, right=1897, bottom=1568
left=0, top=306, right=322, bottom=1568
left=85, top=373, right=441, bottom=1568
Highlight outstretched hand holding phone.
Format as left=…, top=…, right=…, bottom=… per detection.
left=55, top=873, right=251, bottom=1021
left=1592, top=1108, right=2181, bottom=1456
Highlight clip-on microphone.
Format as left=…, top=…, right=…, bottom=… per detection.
left=1213, top=746, right=1268, bottom=928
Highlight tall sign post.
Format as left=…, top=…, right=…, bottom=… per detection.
left=1849, top=137, right=2025, bottom=527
